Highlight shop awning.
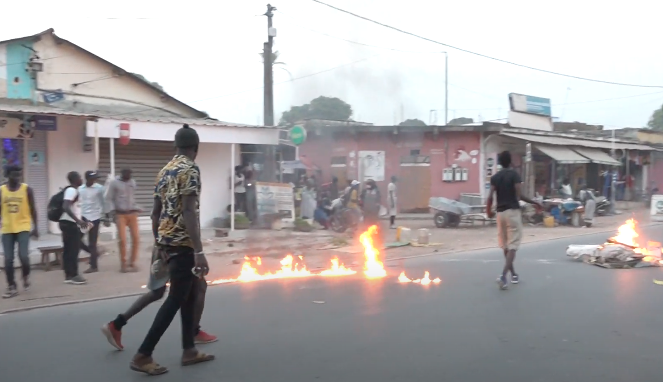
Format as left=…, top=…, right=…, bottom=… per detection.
left=535, top=144, right=590, bottom=164
left=500, top=132, right=656, bottom=151
left=572, top=147, right=622, bottom=166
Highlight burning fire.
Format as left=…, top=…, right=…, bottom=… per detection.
left=361, top=225, right=387, bottom=278
left=141, top=226, right=439, bottom=288
left=398, top=271, right=441, bottom=285
left=607, top=218, right=663, bottom=264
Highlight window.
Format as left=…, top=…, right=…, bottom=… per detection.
left=331, top=156, right=347, bottom=165
left=400, top=155, right=430, bottom=164
left=410, top=149, right=421, bottom=156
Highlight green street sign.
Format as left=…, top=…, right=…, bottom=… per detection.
left=289, top=125, right=307, bottom=146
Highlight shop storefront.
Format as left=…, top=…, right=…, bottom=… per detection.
left=88, top=117, right=279, bottom=230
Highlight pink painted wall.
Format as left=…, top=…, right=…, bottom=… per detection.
left=298, top=130, right=482, bottom=200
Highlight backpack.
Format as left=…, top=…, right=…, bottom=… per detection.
left=47, top=186, right=71, bottom=222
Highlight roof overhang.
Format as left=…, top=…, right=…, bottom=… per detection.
left=573, top=147, right=622, bottom=166
left=535, top=144, right=590, bottom=164
left=500, top=131, right=657, bottom=151
left=0, top=103, right=98, bottom=120
left=87, top=118, right=279, bottom=145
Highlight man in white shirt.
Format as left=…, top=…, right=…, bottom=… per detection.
left=60, top=171, right=89, bottom=285
left=388, top=176, right=398, bottom=229
left=234, top=165, right=246, bottom=212
left=78, top=171, right=107, bottom=274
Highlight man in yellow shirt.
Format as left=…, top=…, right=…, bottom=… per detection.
left=1, top=165, right=38, bottom=298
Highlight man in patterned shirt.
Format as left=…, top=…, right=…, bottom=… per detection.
left=126, top=124, right=214, bottom=375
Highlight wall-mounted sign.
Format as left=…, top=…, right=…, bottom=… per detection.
left=42, top=90, right=65, bottom=104
left=509, top=93, right=551, bottom=117
left=289, top=125, right=307, bottom=146
left=119, top=123, right=130, bottom=145
left=31, top=115, right=57, bottom=131
left=0, top=117, right=29, bottom=139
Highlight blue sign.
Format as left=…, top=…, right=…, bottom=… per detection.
left=31, top=115, right=57, bottom=131
left=525, top=95, right=552, bottom=116
left=42, top=90, right=65, bottom=104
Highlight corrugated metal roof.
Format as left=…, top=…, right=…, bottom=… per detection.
left=501, top=132, right=657, bottom=151
left=103, top=115, right=274, bottom=129
left=0, top=103, right=98, bottom=118
left=535, top=144, right=590, bottom=164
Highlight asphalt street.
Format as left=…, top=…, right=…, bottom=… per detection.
left=2, top=226, right=663, bottom=382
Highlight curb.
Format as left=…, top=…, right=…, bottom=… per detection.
left=3, top=222, right=660, bottom=316
left=384, top=222, right=663, bottom=263
left=0, top=291, right=145, bottom=315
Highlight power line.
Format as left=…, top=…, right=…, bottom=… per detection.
left=106, top=54, right=381, bottom=117
left=310, top=0, right=663, bottom=89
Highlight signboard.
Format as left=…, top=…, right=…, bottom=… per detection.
left=32, top=115, right=57, bottom=131
left=256, top=182, right=295, bottom=219
left=289, top=125, right=307, bottom=146
left=0, top=117, right=33, bottom=138
left=651, top=195, right=663, bottom=222
left=509, top=93, right=552, bottom=117
left=42, top=90, right=65, bottom=104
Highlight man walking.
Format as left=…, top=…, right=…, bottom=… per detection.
left=79, top=171, right=106, bottom=274
left=60, top=171, right=89, bottom=285
left=106, top=168, right=141, bottom=272
left=1, top=165, right=38, bottom=298
left=486, top=151, right=540, bottom=290
left=128, top=124, right=214, bottom=375
left=388, top=176, right=398, bottom=229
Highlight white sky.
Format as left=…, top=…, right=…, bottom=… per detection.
left=3, top=0, right=662, bottom=128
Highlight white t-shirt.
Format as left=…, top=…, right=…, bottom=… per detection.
left=234, top=174, right=246, bottom=193
left=60, top=187, right=82, bottom=222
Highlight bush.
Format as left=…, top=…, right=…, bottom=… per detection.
left=294, top=218, right=314, bottom=232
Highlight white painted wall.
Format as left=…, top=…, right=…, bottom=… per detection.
left=197, top=143, right=238, bottom=227
left=33, top=33, right=201, bottom=118
left=47, top=116, right=95, bottom=233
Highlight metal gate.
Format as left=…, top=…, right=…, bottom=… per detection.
left=98, top=139, right=175, bottom=217
left=26, top=132, right=48, bottom=233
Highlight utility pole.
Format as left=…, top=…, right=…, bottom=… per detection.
left=263, top=4, right=277, bottom=181
left=443, top=51, right=448, bottom=125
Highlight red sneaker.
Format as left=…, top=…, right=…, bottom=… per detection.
left=194, top=330, right=218, bottom=344
left=101, top=322, right=124, bottom=350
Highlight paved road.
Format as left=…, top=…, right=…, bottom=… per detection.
left=2, top=227, right=663, bottom=382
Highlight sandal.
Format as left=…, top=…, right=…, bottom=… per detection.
left=181, top=351, right=215, bottom=366
left=130, top=361, right=169, bottom=375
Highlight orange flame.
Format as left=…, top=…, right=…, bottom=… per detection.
left=398, top=271, right=441, bottom=284
left=361, top=225, right=387, bottom=278
left=320, top=257, right=357, bottom=276
left=610, top=219, right=640, bottom=247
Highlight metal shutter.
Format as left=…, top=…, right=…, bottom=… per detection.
left=26, top=131, right=48, bottom=233
left=98, top=139, right=175, bottom=217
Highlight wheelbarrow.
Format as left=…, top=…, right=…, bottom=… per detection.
left=428, top=197, right=495, bottom=228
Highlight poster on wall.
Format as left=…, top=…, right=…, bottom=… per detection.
left=28, top=151, right=44, bottom=165
left=358, top=151, right=385, bottom=182
left=0, top=117, right=33, bottom=139
left=255, top=182, right=295, bottom=220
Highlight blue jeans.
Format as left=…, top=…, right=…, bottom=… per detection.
left=2, top=231, right=30, bottom=287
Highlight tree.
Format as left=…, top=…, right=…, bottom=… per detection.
left=280, top=96, right=353, bottom=125
left=130, top=73, right=165, bottom=91
left=260, top=50, right=292, bottom=79
left=647, top=105, right=663, bottom=130
left=448, top=117, right=474, bottom=125
left=398, top=119, right=427, bottom=127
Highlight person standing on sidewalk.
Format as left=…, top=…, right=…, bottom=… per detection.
left=78, top=171, right=106, bottom=274
left=233, top=165, right=246, bottom=212
left=59, top=171, right=89, bottom=285
left=128, top=124, right=214, bottom=375
left=388, top=176, right=398, bottom=229
left=1, top=165, right=39, bottom=298
left=106, top=168, right=141, bottom=273
left=486, top=151, right=541, bottom=290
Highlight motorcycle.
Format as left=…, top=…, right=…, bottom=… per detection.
left=328, top=198, right=360, bottom=233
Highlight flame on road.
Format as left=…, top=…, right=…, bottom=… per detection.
left=398, top=271, right=441, bottom=285
left=608, top=218, right=663, bottom=264
left=361, top=225, right=387, bottom=279
left=320, top=257, right=357, bottom=276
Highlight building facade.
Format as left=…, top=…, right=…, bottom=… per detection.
left=0, top=29, right=278, bottom=233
